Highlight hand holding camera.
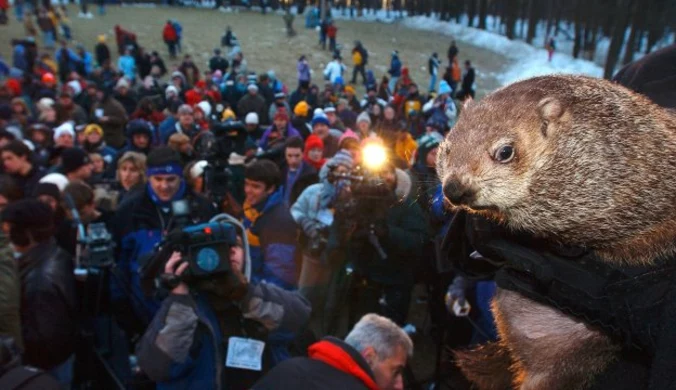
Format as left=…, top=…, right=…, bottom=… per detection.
left=164, top=251, right=189, bottom=295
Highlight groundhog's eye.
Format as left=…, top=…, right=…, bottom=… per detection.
left=494, top=145, right=515, bottom=163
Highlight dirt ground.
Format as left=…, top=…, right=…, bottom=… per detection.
left=0, top=4, right=507, bottom=97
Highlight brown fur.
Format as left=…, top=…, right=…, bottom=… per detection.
left=437, top=75, right=676, bottom=389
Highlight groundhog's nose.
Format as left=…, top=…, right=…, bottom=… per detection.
left=443, top=179, right=475, bottom=206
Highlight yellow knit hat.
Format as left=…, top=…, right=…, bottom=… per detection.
left=344, top=85, right=356, bottom=95
left=84, top=123, right=104, bottom=136
left=294, top=101, right=310, bottom=117
left=221, top=108, right=236, bottom=121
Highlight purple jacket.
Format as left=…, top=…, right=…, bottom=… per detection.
left=297, top=61, right=311, bottom=83
left=259, top=123, right=301, bottom=151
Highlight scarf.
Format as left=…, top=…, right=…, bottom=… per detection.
left=308, top=340, right=378, bottom=390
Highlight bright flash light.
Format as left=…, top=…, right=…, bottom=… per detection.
left=362, top=143, right=388, bottom=171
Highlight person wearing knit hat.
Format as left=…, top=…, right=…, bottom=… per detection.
left=194, top=101, right=212, bottom=130
left=259, top=107, right=301, bottom=151
left=338, top=129, right=359, bottom=151
left=356, top=111, right=374, bottom=140
left=269, top=92, right=292, bottom=126
left=124, top=119, right=154, bottom=155
left=39, top=173, right=69, bottom=192
left=291, top=101, right=313, bottom=139
left=221, top=107, right=236, bottom=121
left=53, top=122, right=75, bottom=148
left=311, top=113, right=340, bottom=158
left=33, top=182, right=62, bottom=211
left=82, top=124, right=116, bottom=164
left=238, top=82, right=267, bottom=127
left=294, top=101, right=310, bottom=118
left=304, top=134, right=326, bottom=170
left=61, top=147, right=93, bottom=182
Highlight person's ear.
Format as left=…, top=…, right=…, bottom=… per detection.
left=361, top=346, right=377, bottom=367
left=266, top=185, right=276, bottom=196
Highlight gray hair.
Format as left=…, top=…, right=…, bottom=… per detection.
left=344, top=314, right=413, bottom=360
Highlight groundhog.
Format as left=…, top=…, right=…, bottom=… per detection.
left=436, top=75, right=676, bottom=389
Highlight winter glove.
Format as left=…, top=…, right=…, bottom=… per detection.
left=372, top=220, right=389, bottom=238
left=445, top=275, right=469, bottom=316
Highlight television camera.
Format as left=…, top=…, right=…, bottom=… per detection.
left=139, top=200, right=252, bottom=295
left=192, top=120, right=248, bottom=205
left=328, top=142, right=394, bottom=259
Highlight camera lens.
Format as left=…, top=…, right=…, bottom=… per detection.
left=195, top=247, right=220, bottom=272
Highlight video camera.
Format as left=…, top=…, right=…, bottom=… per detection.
left=328, top=142, right=394, bottom=259
left=192, top=120, right=248, bottom=204
left=139, top=200, right=251, bottom=294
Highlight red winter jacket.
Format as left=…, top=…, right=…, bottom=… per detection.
left=162, top=24, right=177, bottom=43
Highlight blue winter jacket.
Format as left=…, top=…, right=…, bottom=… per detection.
left=389, top=55, right=402, bottom=78
left=243, top=189, right=298, bottom=291
left=117, top=55, right=136, bottom=81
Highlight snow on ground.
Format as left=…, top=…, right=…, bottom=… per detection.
left=323, top=8, right=603, bottom=86
left=401, top=16, right=603, bottom=86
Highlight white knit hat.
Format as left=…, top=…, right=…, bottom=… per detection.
left=53, top=122, right=75, bottom=142
left=196, top=101, right=212, bottom=117
left=245, top=112, right=259, bottom=125
left=39, top=173, right=69, bottom=191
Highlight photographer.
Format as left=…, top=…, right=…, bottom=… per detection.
left=112, top=147, right=216, bottom=330
left=291, top=150, right=353, bottom=336
left=135, top=224, right=311, bottom=389
left=347, top=162, right=427, bottom=326
left=1, top=199, right=77, bottom=387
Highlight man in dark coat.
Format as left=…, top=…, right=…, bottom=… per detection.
left=1, top=140, right=44, bottom=197
left=208, top=48, right=229, bottom=74
left=254, top=314, right=413, bottom=390
left=238, top=84, right=269, bottom=126
left=2, top=200, right=77, bottom=386
left=280, top=136, right=317, bottom=205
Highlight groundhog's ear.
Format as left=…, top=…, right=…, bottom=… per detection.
left=537, top=97, right=565, bottom=137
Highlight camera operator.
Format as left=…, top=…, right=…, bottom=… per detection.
left=347, top=162, right=427, bottom=326
left=112, top=147, right=217, bottom=331
left=1, top=199, right=77, bottom=387
left=135, top=226, right=311, bottom=389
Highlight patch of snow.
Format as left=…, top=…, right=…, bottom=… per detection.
left=401, top=16, right=603, bottom=85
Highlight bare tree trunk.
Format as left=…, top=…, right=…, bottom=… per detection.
left=622, top=1, right=644, bottom=65
left=604, top=0, right=635, bottom=79
left=505, top=0, right=519, bottom=39
left=526, top=0, right=538, bottom=44
left=572, top=0, right=582, bottom=58
left=478, top=0, right=488, bottom=29
left=467, top=0, right=477, bottom=27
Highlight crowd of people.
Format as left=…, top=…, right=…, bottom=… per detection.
left=0, top=5, right=488, bottom=390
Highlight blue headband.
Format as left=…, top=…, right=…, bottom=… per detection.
left=147, top=163, right=184, bottom=177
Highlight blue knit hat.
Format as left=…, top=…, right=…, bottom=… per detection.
left=438, top=80, right=452, bottom=95
left=311, top=114, right=330, bottom=128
